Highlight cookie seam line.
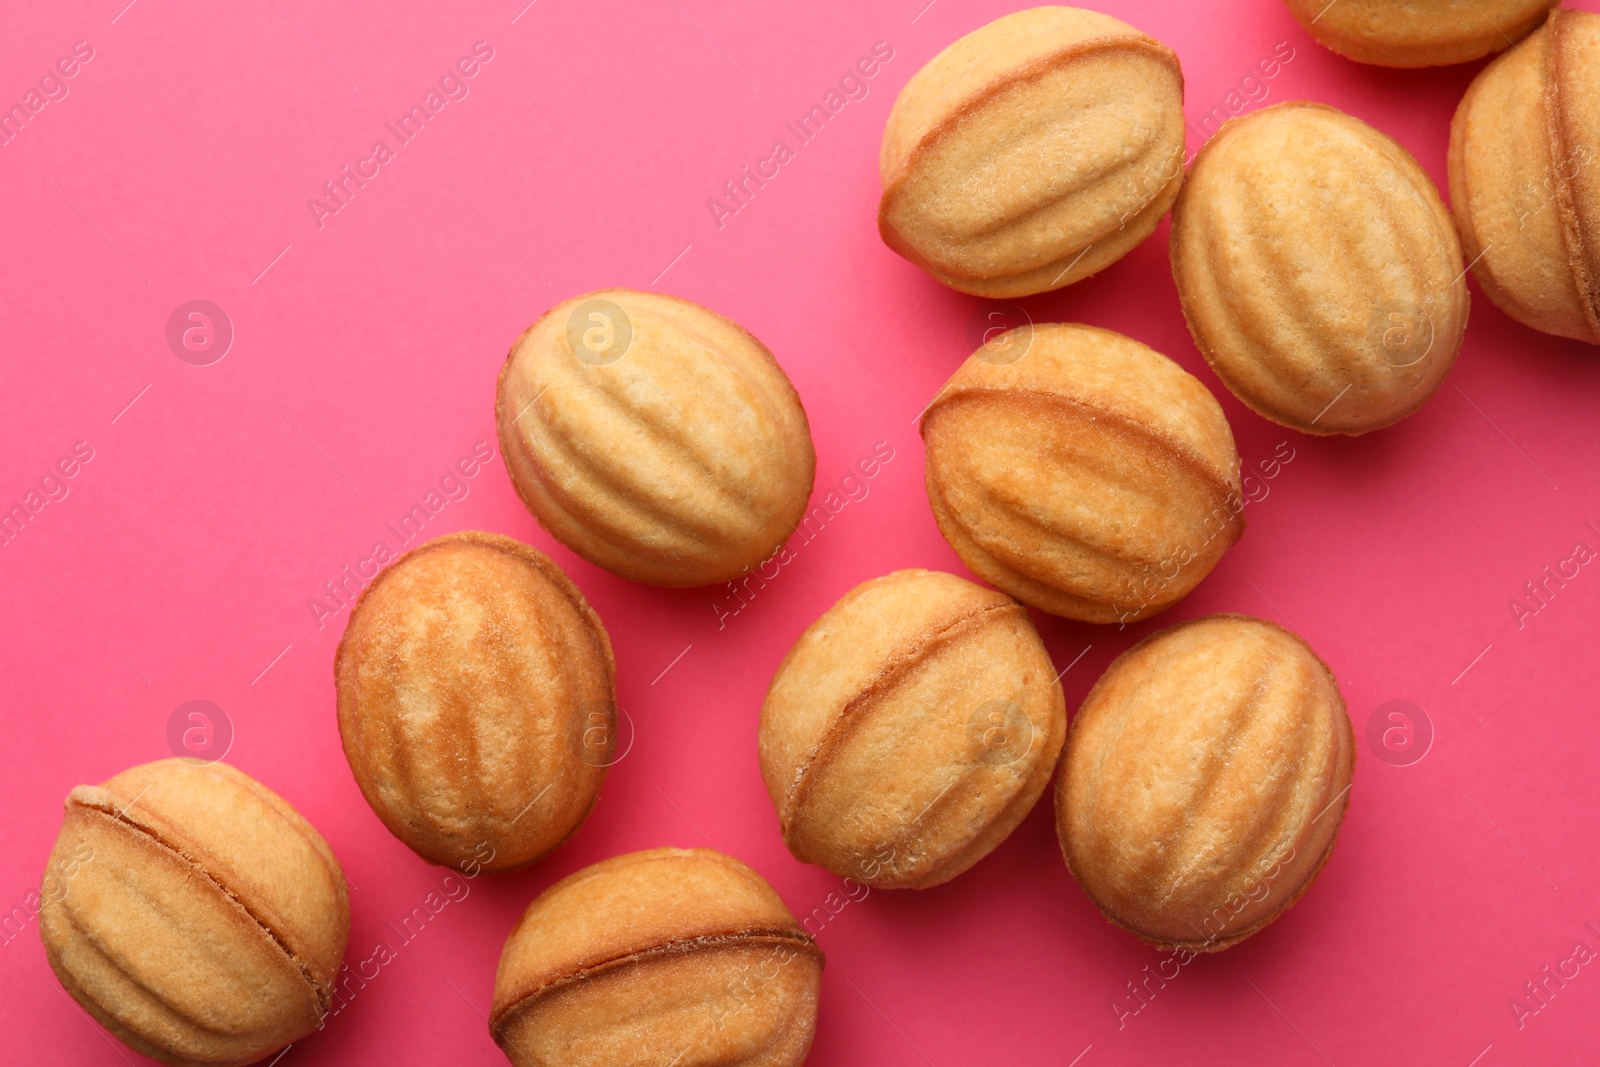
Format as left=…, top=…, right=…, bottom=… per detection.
left=1545, top=11, right=1600, bottom=337
left=881, top=37, right=1183, bottom=280
left=882, top=32, right=1181, bottom=201
left=923, top=385, right=1243, bottom=522
left=66, top=794, right=332, bottom=1020
left=490, top=927, right=821, bottom=1032
left=777, top=598, right=1031, bottom=847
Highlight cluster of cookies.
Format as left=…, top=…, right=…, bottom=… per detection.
left=38, top=4, right=1595, bottom=1065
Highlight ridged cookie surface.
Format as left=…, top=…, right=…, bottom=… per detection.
left=336, top=530, right=616, bottom=872
left=40, top=759, right=349, bottom=1067
left=760, top=569, right=1066, bottom=889
left=1284, top=0, right=1557, bottom=67
left=497, top=288, right=815, bottom=586
left=878, top=6, right=1184, bottom=297
left=1057, top=614, right=1354, bottom=951
left=1449, top=9, right=1600, bottom=344
left=491, top=848, right=822, bottom=1067
left=921, top=324, right=1242, bottom=624
left=1173, top=102, right=1468, bottom=435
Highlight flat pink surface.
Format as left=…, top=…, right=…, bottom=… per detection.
left=4, top=1, right=1600, bottom=1064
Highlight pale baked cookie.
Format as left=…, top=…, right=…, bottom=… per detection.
left=336, top=530, right=616, bottom=872
left=1057, top=614, right=1354, bottom=952
left=1172, top=102, right=1468, bottom=435
left=759, top=569, right=1066, bottom=889
left=1284, top=0, right=1557, bottom=67
left=497, top=288, right=815, bottom=587
left=40, top=760, right=349, bottom=1067
left=921, top=323, right=1243, bottom=624
left=878, top=6, right=1185, bottom=297
left=491, top=848, right=822, bottom=1067
left=1449, top=8, right=1600, bottom=344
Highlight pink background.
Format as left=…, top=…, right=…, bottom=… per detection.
left=3, top=1, right=1599, bottom=1064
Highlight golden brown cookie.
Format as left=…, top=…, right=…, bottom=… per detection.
left=497, top=288, right=815, bottom=587
left=759, top=569, right=1066, bottom=889
left=921, top=323, right=1243, bottom=624
left=336, top=530, right=616, bottom=872
left=878, top=6, right=1185, bottom=297
left=491, top=848, right=822, bottom=1067
left=1172, top=101, right=1468, bottom=435
left=40, top=759, right=349, bottom=1067
left=1449, top=8, right=1600, bottom=344
left=1057, top=614, right=1354, bottom=952
left=1284, top=0, right=1557, bottom=67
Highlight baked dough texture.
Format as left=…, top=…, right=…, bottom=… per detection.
left=921, top=323, right=1242, bottom=624
left=497, top=288, right=815, bottom=587
left=491, top=848, right=822, bottom=1067
left=39, top=759, right=350, bottom=1067
left=1449, top=9, right=1600, bottom=344
left=1057, top=614, right=1354, bottom=952
left=336, top=530, right=616, bottom=872
left=878, top=6, right=1185, bottom=297
left=1172, top=101, right=1468, bottom=435
left=1284, top=0, right=1557, bottom=67
left=759, top=569, right=1066, bottom=889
